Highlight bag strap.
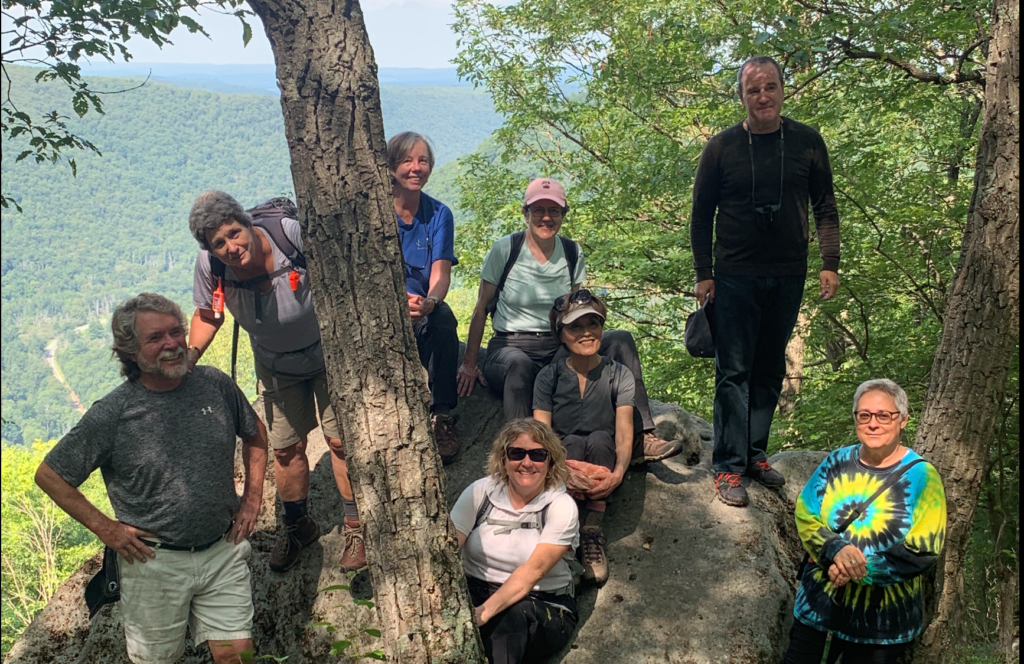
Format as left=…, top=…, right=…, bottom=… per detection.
left=560, top=236, right=579, bottom=285
left=486, top=231, right=526, bottom=318
left=470, top=493, right=550, bottom=534
left=834, top=458, right=926, bottom=535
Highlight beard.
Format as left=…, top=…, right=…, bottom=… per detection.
left=138, top=347, right=188, bottom=380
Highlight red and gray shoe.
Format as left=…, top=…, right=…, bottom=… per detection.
left=746, top=460, right=786, bottom=488
left=715, top=473, right=749, bottom=507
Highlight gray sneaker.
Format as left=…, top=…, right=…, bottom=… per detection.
left=746, top=460, right=786, bottom=488
left=715, top=473, right=749, bottom=507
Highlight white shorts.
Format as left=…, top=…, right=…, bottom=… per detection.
left=119, top=538, right=253, bottom=664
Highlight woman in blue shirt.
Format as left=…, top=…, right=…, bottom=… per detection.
left=389, top=132, right=461, bottom=464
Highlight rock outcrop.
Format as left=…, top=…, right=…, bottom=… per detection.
left=5, top=368, right=827, bottom=664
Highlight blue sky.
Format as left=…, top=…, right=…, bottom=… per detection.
left=85, top=0, right=460, bottom=69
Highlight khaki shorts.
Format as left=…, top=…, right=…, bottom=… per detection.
left=255, top=364, right=341, bottom=450
left=120, top=538, right=253, bottom=664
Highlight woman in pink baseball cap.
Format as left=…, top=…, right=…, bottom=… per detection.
left=456, top=178, right=682, bottom=468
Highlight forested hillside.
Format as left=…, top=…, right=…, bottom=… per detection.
left=0, top=64, right=489, bottom=446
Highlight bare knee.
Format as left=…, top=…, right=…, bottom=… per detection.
left=326, top=437, right=346, bottom=460
left=273, top=439, right=307, bottom=465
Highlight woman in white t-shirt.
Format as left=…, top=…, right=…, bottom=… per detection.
left=455, top=178, right=680, bottom=467
left=451, top=419, right=580, bottom=664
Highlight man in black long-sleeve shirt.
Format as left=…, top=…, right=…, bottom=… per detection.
left=690, top=56, right=840, bottom=507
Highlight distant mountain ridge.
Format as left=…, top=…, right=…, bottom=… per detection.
left=83, top=63, right=470, bottom=96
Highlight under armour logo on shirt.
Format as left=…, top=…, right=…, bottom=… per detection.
left=201, top=406, right=214, bottom=415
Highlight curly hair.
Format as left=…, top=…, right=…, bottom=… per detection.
left=110, top=293, right=187, bottom=381
left=189, top=190, right=253, bottom=250
left=485, top=418, right=569, bottom=491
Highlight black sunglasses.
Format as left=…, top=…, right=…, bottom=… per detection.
left=553, top=289, right=593, bottom=313
left=506, top=447, right=550, bottom=463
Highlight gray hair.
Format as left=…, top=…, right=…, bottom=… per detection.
left=853, top=379, right=910, bottom=420
left=189, top=190, right=252, bottom=250
left=111, top=293, right=187, bottom=381
left=387, top=131, right=436, bottom=173
left=737, top=56, right=784, bottom=93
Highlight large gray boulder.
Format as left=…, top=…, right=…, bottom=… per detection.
left=5, top=364, right=826, bottom=664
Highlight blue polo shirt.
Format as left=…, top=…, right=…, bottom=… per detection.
left=397, top=192, right=458, bottom=297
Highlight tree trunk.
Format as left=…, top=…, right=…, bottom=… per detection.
left=244, top=1, right=485, bottom=661
left=912, top=0, right=1019, bottom=659
left=779, top=312, right=808, bottom=415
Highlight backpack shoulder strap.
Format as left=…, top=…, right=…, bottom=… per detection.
left=472, top=495, right=493, bottom=533
left=835, top=458, right=927, bottom=534
left=560, top=236, right=579, bottom=285
left=208, top=254, right=226, bottom=279
left=498, top=231, right=526, bottom=293
left=486, top=231, right=526, bottom=317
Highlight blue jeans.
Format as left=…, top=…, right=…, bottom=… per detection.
left=712, top=274, right=805, bottom=474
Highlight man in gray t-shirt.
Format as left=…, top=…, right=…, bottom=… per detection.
left=35, top=293, right=268, bottom=664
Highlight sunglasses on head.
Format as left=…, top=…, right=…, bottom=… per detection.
left=553, top=289, right=594, bottom=313
left=506, top=446, right=550, bottom=463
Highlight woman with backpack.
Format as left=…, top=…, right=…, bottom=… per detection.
left=455, top=177, right=680, bottom=465
left=450, top=418, right=580, bottom=664
left=185, top=190, right=366, bottom=576
left=533, top=291, right=635, bottom=587
left=783, top=379, right=947, bottom=664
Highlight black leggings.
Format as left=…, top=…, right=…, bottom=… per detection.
left=783, top=619, right=909, bottom=664
left=467, top=577, right=577, bottom=664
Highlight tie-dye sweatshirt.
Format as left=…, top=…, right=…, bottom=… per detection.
left=793, top=445, right=946, bottom=644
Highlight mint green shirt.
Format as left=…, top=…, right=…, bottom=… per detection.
left=480, top=234, right=587, bottom=332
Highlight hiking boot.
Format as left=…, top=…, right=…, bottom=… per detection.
left=579, top=526, right=609, bottom=586
left=715, top=473, right=749, bottom=507
left=269, top=514, right=320, bottom=572
left=339, top=519, right=367, bottom=572
left=746, top=460, right=786, bottom=488
left=630, top=431, right=684, bottom=466
left=432, top=414, right=460, bottom=466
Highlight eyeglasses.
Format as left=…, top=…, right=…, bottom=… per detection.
left=553, top=289, right=593, bottom=313
left=748, top=119, right=785, bottom=229
left=528, top=207, right=564, bottom=220
left=506, top=447, right=550, bottom=463
left=854, top=411, right=903, bottom=425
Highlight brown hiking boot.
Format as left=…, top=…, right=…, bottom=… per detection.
left=746, top=460, right=786, bottom=487
left=715, top=472, right=749, bottom=507
left=269, top=514, right=320, bottom=572
left=630, top=431, right=684, bottom=466
left=579, top=526, right=609, bottom=586
left=339, top=519, right=367, bottom=572
left=432, top=413, right=460, bottom=465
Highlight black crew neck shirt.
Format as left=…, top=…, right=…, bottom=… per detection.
left=689, top=117, right=841, bottom=281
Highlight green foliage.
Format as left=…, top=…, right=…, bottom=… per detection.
left=1, top=440, right=111, bottom=658
left=1, top=0, right=253, bottom=209
left=450, top=0, right=990, bottom=453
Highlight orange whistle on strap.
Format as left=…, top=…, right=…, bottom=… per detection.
left=212, top=277, right=225, bottom=319
left=289, top=270, right=301, bottom=292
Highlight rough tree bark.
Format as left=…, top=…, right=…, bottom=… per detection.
left=243, top=1, right=485, bottom=661
left=913, top=0, right=1019, bottom=660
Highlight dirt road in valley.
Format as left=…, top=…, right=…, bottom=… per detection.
left=45, top=338, right=86, bottom=415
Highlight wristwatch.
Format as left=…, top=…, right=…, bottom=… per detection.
left=426, top=295, right=442, bottom=308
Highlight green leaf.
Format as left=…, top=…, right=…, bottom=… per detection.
left=318, top=584, right=350, bottom=593
left=242, top=20, right=253, bottom=47
left=329, top=640, right=353, bottom=655
left=362, top=628, right=382, bottom=637
left=353, top=599, right=375, bottom=608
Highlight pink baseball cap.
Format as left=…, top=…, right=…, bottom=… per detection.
left=524, top=178, right=567, bottom=208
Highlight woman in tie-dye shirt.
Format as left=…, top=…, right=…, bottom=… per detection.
left=783, top=379, right=947, bottom=664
